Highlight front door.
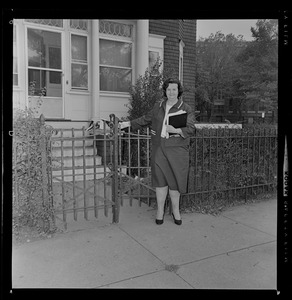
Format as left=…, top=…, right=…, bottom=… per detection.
left=27, top=26, right=64, bottom=118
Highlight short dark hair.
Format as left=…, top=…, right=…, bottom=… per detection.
left=162, top=78, right=183, bottom=98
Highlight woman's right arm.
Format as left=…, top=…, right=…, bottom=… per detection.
left=130, top=108, right=154, bottom=131
left=120, top=106, right=155, bottom=131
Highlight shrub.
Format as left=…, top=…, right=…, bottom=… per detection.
left=12, top=97, right=56, bottom=241
left=122, top=59, right=174, bottom=176
left=126, top=59, right=174, bottom=120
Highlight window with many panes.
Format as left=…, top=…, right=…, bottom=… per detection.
left=25, top=19, right=63, bottom=27
left=99, top=20, right=133, bottom=92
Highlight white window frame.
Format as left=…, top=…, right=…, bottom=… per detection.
left=24, top=19, right=64, bottom=28
left=99, top=19, right=135, bottom=96
left=13, top=22, right=19, bottom=87
left=69, top=32, right=89, bottom=91
left=25, top=24, right=64, bottom=97
left=69, top=19, right=89, bottom=32
left=148, top=33, right=165, bottom=73
left=24, top=22, right=65, bottom=116
left=179, top=40, right=185, bottom=83
left=68, top=20, right=90, bottom=94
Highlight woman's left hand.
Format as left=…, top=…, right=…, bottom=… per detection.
left=166, top=125, right=180, bottom=134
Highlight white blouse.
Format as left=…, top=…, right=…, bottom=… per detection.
left=161, top=103, right=172, bottom=138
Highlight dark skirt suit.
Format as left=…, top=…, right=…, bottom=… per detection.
left=130, top=98, right=196, bottom=194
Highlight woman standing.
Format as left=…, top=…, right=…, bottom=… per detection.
left=120, top=78, right=196, bottom=225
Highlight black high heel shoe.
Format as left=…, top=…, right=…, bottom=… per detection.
left=155, top=213, right=164, bottom=225
left=172, top=213, right=182, bottom=225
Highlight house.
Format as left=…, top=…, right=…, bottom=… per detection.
left=197, top=98, right=276, bottom=125
left=13, top=19, right=197, bottom=128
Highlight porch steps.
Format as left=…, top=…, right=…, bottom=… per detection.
left=52, top=155, right=102, bottom=169
left=52, top=146, right=95, bottom=158
left=52, top=165, right=111, bottom=182
left=49, top=123, right=111, bottom=182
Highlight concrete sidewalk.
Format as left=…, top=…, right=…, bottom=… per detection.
left=12, top=197, right=277, bottom=289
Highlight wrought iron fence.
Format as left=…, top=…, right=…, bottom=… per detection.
left=119, top=126, right=278, bottom=210
left=12, top=112, right=278, bottom=231
left=183, top=127, right=278, bottom=210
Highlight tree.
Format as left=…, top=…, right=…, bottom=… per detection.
left=195, top=32, right=245, bottom=121
left=195, top=20, right=278, bottom=123
left=236, top=19, right=278, bottom=120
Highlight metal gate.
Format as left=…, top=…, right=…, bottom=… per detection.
left=50, top=114, right=155, bottom=228
left=117, top=121, right=156, bottom=208
left=50, top=114, right=119, bottom=228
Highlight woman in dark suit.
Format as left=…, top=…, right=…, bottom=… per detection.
left=120, top=78, right=196, bottom=225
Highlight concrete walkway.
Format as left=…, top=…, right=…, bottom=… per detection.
left=12, top=197, right=277, bottom=289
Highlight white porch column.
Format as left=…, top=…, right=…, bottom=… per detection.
left=136, top=20, right=149, bottom=79
left=91, top=20, right=100, bottom=121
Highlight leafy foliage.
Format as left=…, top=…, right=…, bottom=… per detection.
left=182, top=125, right=277, bottom=214
left=196, top=19, right=278, bottom=123
left=236, top=20, right=278, bottom=112
left=126, top=59, right=174, bottom=120
left=12, top=97, right=56, bottom=242
left=196, top=32, right=245, bottom=120
left=122, top=59, right=174, bottom=176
